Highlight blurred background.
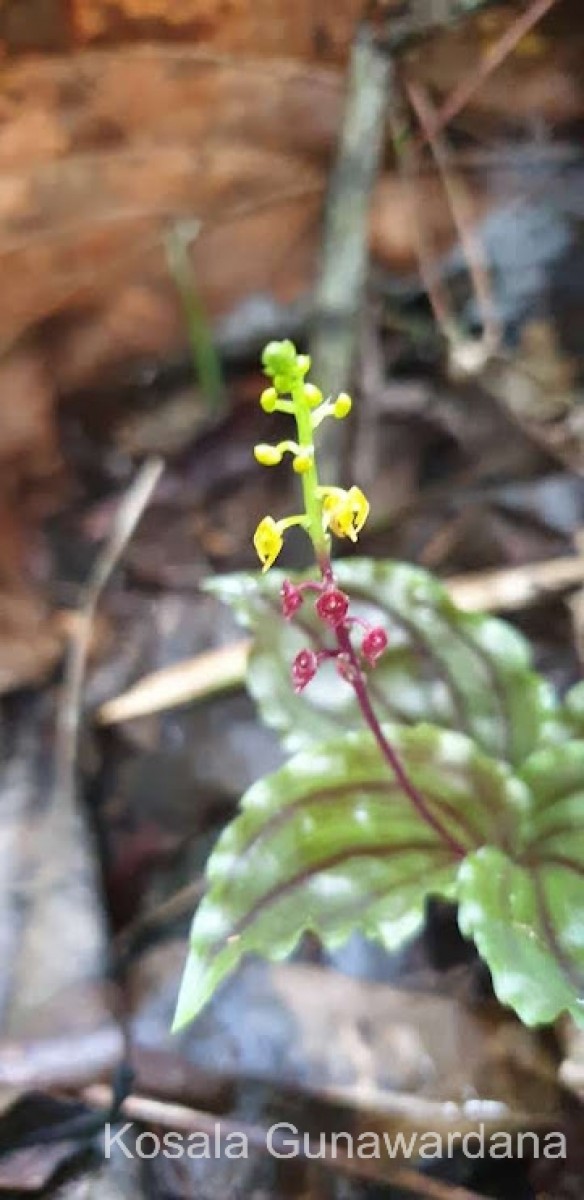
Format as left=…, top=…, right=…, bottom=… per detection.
left=0, top=1, right=582, bottom=1197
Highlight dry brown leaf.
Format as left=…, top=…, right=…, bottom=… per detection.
left=0, top=9, right=580, bottom=486
left=0, top=50, right=341, bottom=355
left=0, top=501, right=62, bottom=693
left=0, top=0, right=362, bottom=62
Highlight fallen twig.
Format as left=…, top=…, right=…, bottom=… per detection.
left=405, top=79, right=499, bottom=365
left=428, top=0, right=562, bottom=140
left=82, top=1084, right=485, bottom=1200
left=56, top=457, right=164, bottom=797
left=6, top=458, right=163, bottom=1041
left=113, top=877, right=206, bottom=960
left=446, top=555, right=584, bottom=613
left=393, top=107, right=458, bottom=346
left=98, top=639, right=249, bottom=726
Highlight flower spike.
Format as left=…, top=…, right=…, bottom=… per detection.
left=252, top=341, right=370, bottom=567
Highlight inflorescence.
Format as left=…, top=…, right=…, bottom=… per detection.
left=252, top=340, right=388, bottom=693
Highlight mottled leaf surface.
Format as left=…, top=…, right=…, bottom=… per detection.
left=208, top=560, right=554, bottom=764
left=458, top=743, right=584, bottom=1027
left=173, top=725, right=526, bottom=1028
left=560, top=682, right=584, bottom=738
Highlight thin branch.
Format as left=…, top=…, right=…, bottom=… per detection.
left=405, top=80, right=499, bottom=361
left=82, top=1084, right=486, bottom=1200
left=390, top=109, right=459, bottom=347
left=6, top=458, right=163, bottom=1042
left=57, top=458, right=164, bottom=781
left=42, top=457, right=164, bottom=894
left=113, top=878, right=205, bottom=960
left=428, top=0, right=562, bottom=140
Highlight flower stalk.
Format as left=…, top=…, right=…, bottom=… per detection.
left=291, top=373, right=329, bottom=563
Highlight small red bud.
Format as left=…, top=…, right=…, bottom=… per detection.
left=315, top=587, right=350, bottom=628
left=281, top=579, right=303, bottom=619
left=361, top=626, right=388, bottom=666
left=292, top=648, right=319, bottom=692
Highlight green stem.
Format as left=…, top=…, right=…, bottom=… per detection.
left=291, top=380, right=329, bottom=561
left=165, top=224, right=225, bottom=416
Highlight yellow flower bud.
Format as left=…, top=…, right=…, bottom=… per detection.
left=303, top=383, right=323, bottom=409
left=254, top=443, right=282, bottom=467
left=253, top=516, right=283, bottom=572
left=292, top=451, right=312, bottom=474
left=260, top=387, right=278, bottom=413
left=333, top=392, right=352, bottom=419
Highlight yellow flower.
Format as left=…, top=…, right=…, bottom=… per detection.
left=254, top=443, right=283, bottom=466
left=322, top=486, right=369, bottom=542
left=253, top=516, right=283, bottom=572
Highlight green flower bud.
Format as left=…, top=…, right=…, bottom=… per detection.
left=303, top=383, right=323, bottom=409
left=260, top=387, right=278, bottom=412
left=262, top=339, right=298, bottom=387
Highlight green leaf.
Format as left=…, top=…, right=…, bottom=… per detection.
left=208, top=560, right=554, bottom=765
left=519, top=740, right=584, bottom=864
left=458, top=742, right=584, bottom=1027
left=560, top=682, right=584, bottom=738
left=457, top=847, right=584, bottom=1028
left=173, top=725, right=526, bottom=1029
left=537, top=683, right=584, bottom=746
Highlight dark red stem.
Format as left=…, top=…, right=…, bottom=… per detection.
left=330, top=586, right=465, bottom=860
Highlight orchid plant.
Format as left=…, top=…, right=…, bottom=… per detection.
left=174, top=341, right=584, bottom=1033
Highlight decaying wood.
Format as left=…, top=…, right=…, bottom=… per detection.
left=310, top=21, right=391, bottom=469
